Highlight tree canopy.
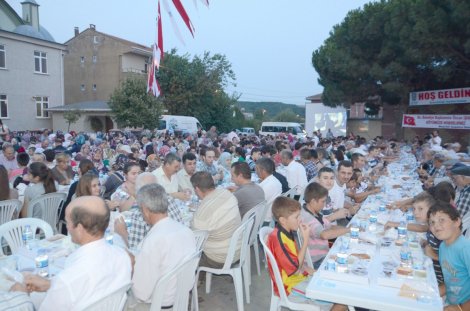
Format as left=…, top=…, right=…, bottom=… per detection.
left=159, top=49, right=239, bottom=132
left=312, top=0, right=470, bottom=109
left=108, top=78, right=163, bottom=129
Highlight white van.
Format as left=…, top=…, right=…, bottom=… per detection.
left=259, top=122, right=306, bottom=138
left=157, top=115, right=202, bottom=136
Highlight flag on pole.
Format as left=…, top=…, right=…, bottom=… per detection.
left=172, top=0, right=195, bottom=37
left=147, top=1, right=164, bottom=97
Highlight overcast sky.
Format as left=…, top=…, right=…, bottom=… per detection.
left=9, top=0, right=373, bottom=105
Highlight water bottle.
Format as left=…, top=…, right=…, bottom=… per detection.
left=400, top=242, right=412, bottom=268
left=350, top=222, right=359, bottom=240
left=336, top=247, right=348, bottom=273
left=397, top=221, right=408, bottom=240
left=35, top=249, right=49, bottom=277
left=22, top=225, right=33, bottom=250
left=406, top=209, right=415, bottom=222
left=105, top=229, right=113, bottom=245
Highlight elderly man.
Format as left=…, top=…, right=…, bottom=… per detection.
left=0, top=143, right=18, bottom=171
left=451, top=165, right=470, bottom=219
left=280, top=150, right=308, bottom=193
left=130, top=184, right=196, bottom=310
left=255, top=158, right=283, bottom=223
left=177, top=152, right=197, bottom=195
left=115, top=172, right=183, bottom=251
left=230, top=162, right=265, bottom=218
left=196, top=147, right=222, bottom=182
left=191, top=171, right=240, bottom=268
left=152, top=153, right=189, bottom=200
left=15, top=196, right=131, bottom=310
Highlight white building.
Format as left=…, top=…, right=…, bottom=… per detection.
left=0, top=0, right=65, bottom=131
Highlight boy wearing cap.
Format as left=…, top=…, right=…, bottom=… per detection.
left=451, top=165, right=470, bottom=219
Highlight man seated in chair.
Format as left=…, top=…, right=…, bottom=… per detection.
left=267, top=196, right=347, bottom=311
left=11, top=196, right=132, bottom=310
left=190, top=171, right=241, bottom=268
left=129, top=184, right=196, bottom=310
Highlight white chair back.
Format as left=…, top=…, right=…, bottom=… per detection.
left=193, top=230, right=209, bottom=252
left=296, top=228, right=314, bottom=269
left=27, top=192, right=66, bottom=233
left=0, top=199, right=21, bottom=225
left=462, top=213, right=470, bottom=239
left=223, top=214, right=255, bottom=271
left=259, top=227, right=320, bottom=311
left=150, top=250, right=202, bottom=311
left=0, top=218, right=53, bottom=255
left=282, top=186, right=299, bottom=199
left=83, top=283, right=131, bottom=311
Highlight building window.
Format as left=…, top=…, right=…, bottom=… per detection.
left=93, top=36, right=99, bottom=44
left=34, top=51, right=47, bottom=73
left=0, top=95, right=8, bottom=118
left=92, top=55, right=97, bottom=63
left=80, top=84, right=85, bottom=91
left=35, top=96, right=49, bottom=118
left=0, top=44, right=5, bottom=69
left=80, top=56, right=85, bottom=63
left=92, top=84, right=97, bottom=91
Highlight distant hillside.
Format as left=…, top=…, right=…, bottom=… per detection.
left=237, top=101, right=305, bottom=118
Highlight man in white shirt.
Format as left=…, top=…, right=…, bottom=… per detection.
left=153, top=153, right=189, bottom=201
left=281, top=150, right=308, bottom=193
left=0, top=143, right=18, bottom=172
left=330, top=161, right=358, bottom=224
left=255, top=158, right=283, bottom=222
left=177, top=152, right=197, bottom=195
left=18, top=196, right=132, bottom=310
left=131, top=184, right=196, bottom=310
left=430, top=130, right=442, bottom=151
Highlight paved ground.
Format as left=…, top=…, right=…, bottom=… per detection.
left=197, top=249, right=273, bottom=311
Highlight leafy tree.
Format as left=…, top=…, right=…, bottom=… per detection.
left=273, top=109, right=302, bottom=122
left=108, top=78, right=163, bottom=129
left=312, top=0, right=470, bottom=135
left=159, top=49, right=238, bottom=132
left=63, top=109, right=81, bottom=132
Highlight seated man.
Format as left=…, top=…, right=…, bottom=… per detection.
left=130, top=184, right=196, bottom=310
left=230, top=162, right=265, bottom=218
left=152, top=153, right=190, bottom=201
left=256, top=157, right=283, bottom=224
left=191, top=171, right=241, bottom=268
left=14, top=196, right=132, bottom=310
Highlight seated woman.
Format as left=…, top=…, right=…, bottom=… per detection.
left=51, top=153, right=75, bottom=185
left=0, top=165, right=19, bottom=201
left=345, top=169, right=380, bottom=204
left=109, top=162, right=140, bottom=211
left=90, top=147, right=107, bottom=174
left=217, top=152, right=232, bottom=185
left=75, top=173, right=101, bottom=198
left=20, top=162, right=57, bottom=218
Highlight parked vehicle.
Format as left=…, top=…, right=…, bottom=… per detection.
left=259, top=122, right=306, bottom=138
left=238, top=127, right=256, bottom=135
left=157, top=115, right=202, bottom=136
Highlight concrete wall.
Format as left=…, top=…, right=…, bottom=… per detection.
left=0, top=32, right=64, bottom=131
left=64, top=28, right=149, bottom=105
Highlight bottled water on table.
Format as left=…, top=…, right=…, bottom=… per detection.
left=105, top=228, right=113, bottom=245
left=397, top=221, right=408, bottom=240
left=350, top=222, right=359, bottom=240
left=400, top=242, right=412, bottom=268
left=406, top=209, right=415, bottom=222
left=35, top=249, right=49, bottom=277
left=22, top=225, right=33, bottom=250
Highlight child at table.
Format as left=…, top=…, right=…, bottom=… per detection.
left=385, top=192, right=444, bottom=284
left=267, top=196, right=347, bottom=311
left=301, top=182, right=350, bottom=269
left=428, top=201, right=470, bottom=310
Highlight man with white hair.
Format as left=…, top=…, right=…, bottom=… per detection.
left=130, top=184, right=196, bottom=310
left=114, top=172, right=183, bottom=250
left=451, top=165, right=470, bottom=219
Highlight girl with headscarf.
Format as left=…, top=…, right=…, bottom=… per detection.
left=217, top=152, right=233, bottom=185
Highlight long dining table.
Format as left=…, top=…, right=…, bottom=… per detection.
left=306, top=159, right=444, bottom=311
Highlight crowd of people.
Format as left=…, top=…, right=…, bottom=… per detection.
left=0, top=125, right=469, bottom=310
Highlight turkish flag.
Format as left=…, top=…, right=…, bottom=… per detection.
left=403, top=115, right=416, bottom=126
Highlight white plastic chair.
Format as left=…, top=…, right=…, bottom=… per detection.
left=27, top=192, right=66, bottom=233
left=462, top=213, right=470, bottom=239
left=0, top=199, right=22, bottom=225
left=82, top=283, right=131, bottom=311
left=194, top=216, right=255, bottom=311
left=251, top=200, right=270, bottom=276
left=241, top=208, right=257, bottom=288
left=151, top=250, right=202, bottom=311
left=282, top=186, right=299, bottom=199
left=259, top=227, right=320, bottom=311
left=296, top=229, right=314, bottom=269
left=0, top=218, right=53, bottom=255
left=193, top=230, right=209, bottom=252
